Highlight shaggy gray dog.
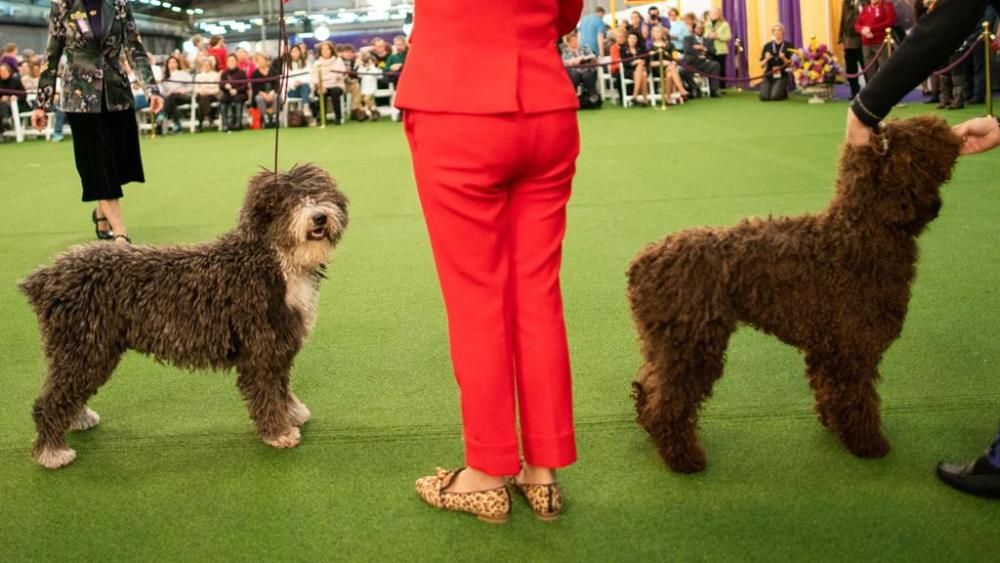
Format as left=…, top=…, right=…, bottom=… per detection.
left=20, top=164, right=348, bottom=469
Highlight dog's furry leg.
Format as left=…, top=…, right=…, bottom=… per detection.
left=633, top=320, right=732, bottom=474
left=287, top=392, right=311, bottom=427
left=807, top=353, right=889, bottom=458
left=33, top=348, right=119, bottom=469
left=236, top=358, right=299, bottom=448
left=69, top=406, right=101, bottom=431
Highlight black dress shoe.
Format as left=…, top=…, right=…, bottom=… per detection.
left=937, top=457, right=1000, bottom=499
left=924, top=96, right=940, bottom=104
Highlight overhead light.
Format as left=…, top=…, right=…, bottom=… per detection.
left=194, top=8, right=204, bottom=14
left=171, top=6, right=181, bottom=12
left=149, top=0, right=161, bottom=6
left=162, top=1, right=172, bottom=7
left=314, top=25, right=331, bottom=41
left=185, top=9, right=194, bottom=14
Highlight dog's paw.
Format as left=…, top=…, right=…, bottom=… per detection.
left=69, top=407, right=101, bottom=432
left=264, top=427, right=302, bottom=449
left=35, top=446, right=77, bottom=469
left=289, top=400, right=311, bottom=427
left=843, top=434, right=891, bottom=459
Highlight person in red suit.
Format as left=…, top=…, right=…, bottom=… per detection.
left=854, top=0, right=897, bottom=80
left=396, top=0, right=583, bottom=523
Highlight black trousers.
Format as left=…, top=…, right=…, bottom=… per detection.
left=759, top=75, right=789, bottom=101
left=567, top=68, right=598, bottom=99
left=310, top=87, right=344, bottom=123
left=65, top=106, right=144, bottom=202
left=712, top=53, right=728, bottom=89
left=843, top=47, right=863, bottom=98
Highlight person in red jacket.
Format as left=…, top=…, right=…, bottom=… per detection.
left=855, top=0, right=897, bottom=80
left=396, top=0, right=582, bottom=523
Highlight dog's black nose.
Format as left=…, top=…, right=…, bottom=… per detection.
left=312, top=213, right=327, bottom=227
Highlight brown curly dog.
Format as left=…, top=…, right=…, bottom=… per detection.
left=627, top=115, right=961, bottom=473
left=19, top=164, right=348, bottom=469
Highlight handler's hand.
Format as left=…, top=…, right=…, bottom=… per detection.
left=845, top=108, right=873, bottom=147
left=952, top=116, right=1000, bottom=155
left=31, top=108, right=47, bottom=130
left=149, top=94, right=164, bottom=114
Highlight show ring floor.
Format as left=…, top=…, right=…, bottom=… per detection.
left=0, top=93, right=996, bottom=561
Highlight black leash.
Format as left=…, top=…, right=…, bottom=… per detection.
left=274, top=0, right=291, bottom=174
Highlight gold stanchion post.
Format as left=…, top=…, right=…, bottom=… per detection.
left=984, top=21, right=995, bottom=116
left=734, top=38, right=744, bottom=93
left=149, top=108, right=156, bottom=139
left=885, top=28, right=893, bottom=58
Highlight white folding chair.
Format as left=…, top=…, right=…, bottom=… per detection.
left=617, top=64, right=635, bottom=108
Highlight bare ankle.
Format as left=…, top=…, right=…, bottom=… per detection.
left=444, top=467, right=505, bottom=493
left=518, top=463, right=556, bottom=485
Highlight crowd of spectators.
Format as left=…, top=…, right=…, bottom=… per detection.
left=564, top=5, right=732, bottom=108
left=0, top=33, right=409, bottom=140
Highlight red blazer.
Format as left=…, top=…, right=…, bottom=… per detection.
left=854, top=1, right=896, bottom=46
left=394, top=0, right=583, bottom=114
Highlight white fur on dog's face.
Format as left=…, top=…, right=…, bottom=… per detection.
left=284, top=197, right=347, bottom=271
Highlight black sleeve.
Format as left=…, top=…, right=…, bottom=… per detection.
left=851, top=0, right=994, bottom=127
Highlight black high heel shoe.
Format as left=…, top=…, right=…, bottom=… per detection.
left=91, top=209, right=113, bottom=240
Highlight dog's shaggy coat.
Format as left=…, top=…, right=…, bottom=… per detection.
left=627, top=115, right=962, bottom=473
left=20, top=164, right=348, bottom=468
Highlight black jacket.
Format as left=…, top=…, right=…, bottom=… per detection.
left=683, top=34, right=716, bottom=62
left=852, top=0, right=1000, bottom=127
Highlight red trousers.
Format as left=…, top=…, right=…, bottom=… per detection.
left=404, top=110, right=579, bottom=476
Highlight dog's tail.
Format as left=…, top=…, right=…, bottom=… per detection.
left=18, top=266, right=52, bottom=315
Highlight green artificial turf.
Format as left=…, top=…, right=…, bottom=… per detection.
left=0, top=93, right=998, bottom=561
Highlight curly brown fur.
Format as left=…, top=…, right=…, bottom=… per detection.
left=627, top=115, right=961, bottom=473
left=19, top=164, right=348, bottom=469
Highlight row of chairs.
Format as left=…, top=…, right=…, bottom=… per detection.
left=595, top=55, right=711, bottom=108
left=2, top=83, right=401, bottom=142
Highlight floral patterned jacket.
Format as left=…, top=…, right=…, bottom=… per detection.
left=36, top=0, right=159, bottom=112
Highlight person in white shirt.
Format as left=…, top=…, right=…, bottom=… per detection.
left=193, top=57, right=221, bottom=129
left=310, top=41, right=346, bottom=124
left=285, top=44, right=313, bottom=116
left=357, top=52, right=382, bottom=120
left=160, top=55, right=193, bottom=133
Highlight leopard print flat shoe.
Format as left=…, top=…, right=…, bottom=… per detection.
left=510, top=480, right=563, bottom=521
left=415, top=467, right=512, bottom=524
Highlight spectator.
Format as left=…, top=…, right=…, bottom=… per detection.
left=578, top=6, right=608, bottom=57
left=18, top=60, right=29, bottom=79
left=337, top=44, right=366, bottom=121
left=969, top=4, right=998, bottom=104
left=855, top=0, right=896, bottom=80
left=206, top=35, right=227, bottom=73
left=384, top=35, right=408, bottom=86
left=623, top=31, right=650, bottom=106
left=705, top=8, right=732, bottom=90
left=219, top=53, right=250, bottom=131
left=21, top=62, right=40, bottom=96
left=357, top=53, right=382, bottom=120
left=668, top=8, right=689, bottom=51
left=193, top=57, right=220, bottom=128
left=627, top=11, right=645, bottom=43
left=185, top=34, right=204, bottom=69
left=369, top=36, right=392, bottom=68
left=839, top=0, right=864, bottom=99
left=759, top=23, right=794, bottom=101
left=251, top=53, right=279, bottom=128
left=235, top=47, right=256, bottom=79
left=311, top=41, right=346, bottom=125
left=938, top=25, right=983, bottom=110
left=649, top=25, right=689, bottom=103
left=1, top=43, right=17, bottom=72
left=0, top=62, right=26, bottom=137
left=560, top=31, right=600, bottom=109
left=683, top=21, right=720, bottom=97
left=285, top=44, right=313, bottom=112
left=644, top=6, right=668, bottom=40
left=160, top=55, right=193, bottom=133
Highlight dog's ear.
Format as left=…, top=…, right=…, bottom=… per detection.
left=239, top=169, right=287, bottom=235
left=873, top=116, right=960, bottom=226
